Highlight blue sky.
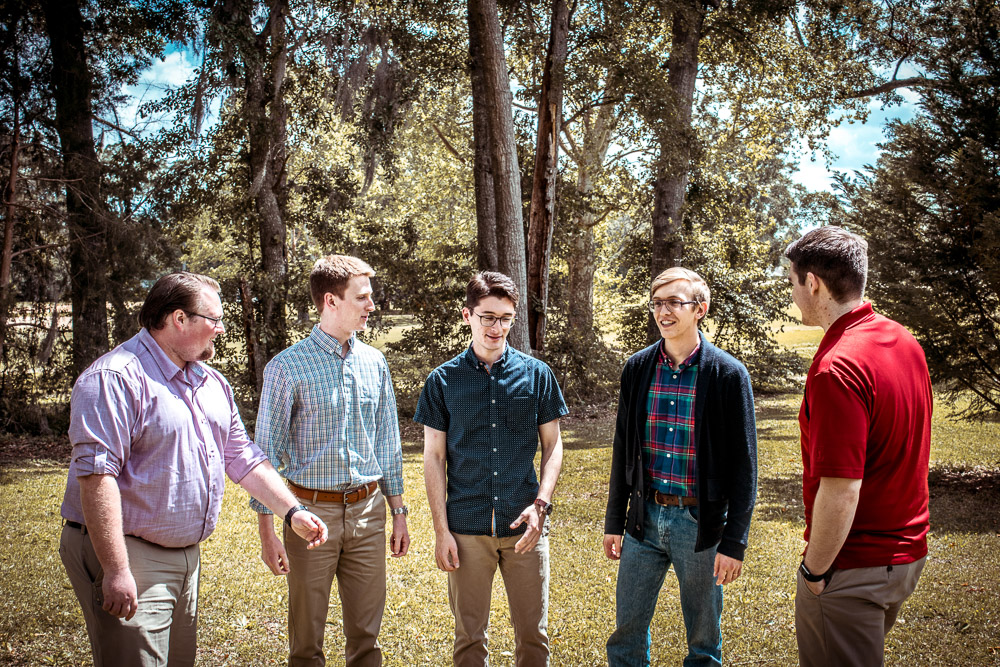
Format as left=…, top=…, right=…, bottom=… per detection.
left=791, top=89, right=921, bottom=192
left=123, top=52, right=921, bottom=194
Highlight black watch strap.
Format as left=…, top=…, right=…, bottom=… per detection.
left=799, top=560, right=829, bottom=583
left=284, top=504, right=308, bottom=527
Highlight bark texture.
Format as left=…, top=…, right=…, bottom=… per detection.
left=468, top=4, right=499, bottom=271
left=41, top=0, right=109, bottom=376
left=648, top=1, right=704, bottom=341
left=468, top=0, right=530, bottom=353
left=526, top=0, right=569, bottom=353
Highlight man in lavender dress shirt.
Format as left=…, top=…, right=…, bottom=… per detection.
left=59, top=272, right=329, bottom=667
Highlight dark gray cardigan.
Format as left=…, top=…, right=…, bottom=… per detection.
left=603, top=332, right=758, bottom=560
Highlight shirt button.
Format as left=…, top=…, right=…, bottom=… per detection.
left=666, top=453, right=672, bottom=458
left=492, top=423, right=496, bottom=427
left=492, top=399, right=495, bottom=404
left=669, top=427, right=674, bottom=432
left=494, top=472, right=498, bottom=476
left=493, top=448, right=497, bottom=452
left=672, top=374, right=678, bottom=379
left=670, top=401, right=675, bottom=406
left=494, top=496, right=499, bottom=501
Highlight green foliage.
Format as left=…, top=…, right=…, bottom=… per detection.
left=838, top=0, right=1000, bottom=418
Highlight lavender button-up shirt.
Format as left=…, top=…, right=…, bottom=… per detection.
left=60, top=328, right=267, bottom=548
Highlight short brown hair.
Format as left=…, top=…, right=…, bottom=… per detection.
left=465, top=271, right=519, bottom=310
left=310, top=255, right=375, bottom=312
left=784, top=226, right=868, bottom=303
left=139, top=272, right=220, bottom=331
left=650, top=267, right=711, bottom=309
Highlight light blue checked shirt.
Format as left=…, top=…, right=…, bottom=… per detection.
left=249, top=325, right=403, bottom=514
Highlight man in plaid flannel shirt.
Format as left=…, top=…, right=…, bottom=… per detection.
left=603, top=267, right=758, bottom=667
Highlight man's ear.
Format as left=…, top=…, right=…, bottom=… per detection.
left=806, top=271, right=823, bottom=295
left=461, top=307, right=472, bottom=325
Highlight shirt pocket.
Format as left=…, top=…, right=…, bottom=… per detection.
left=506, top=396, right=537, bottom=432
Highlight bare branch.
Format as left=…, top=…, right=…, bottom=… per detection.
left=431, top=123, right=467, bottom=165
left=839, top=76, right=939, bottom=99
left=92, top=116, right=141, bottom=140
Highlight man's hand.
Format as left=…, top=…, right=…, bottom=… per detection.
left=603, top=534, right=623, bottom=560
left=804, top=577, right=827, bottom=596
left=435, top=532, right=460, bottom=572
left=290, top=510, right=328, bottom=549
left=390, top=514, right=410, bottom=557
left=714, top=553, right=743, bottom=586
left=102, top=567, right=138, bottom=620
left=259, top=526, right=290, bottom=575
left=511, top=504, right=545, bottom=554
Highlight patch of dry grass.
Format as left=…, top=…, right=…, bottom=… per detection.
left=2, top=394, right=999, bottom=665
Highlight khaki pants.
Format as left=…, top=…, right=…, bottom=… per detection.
left=795, top=556, right=926, bottom=667
left=284, top=489, right=386, bottom=667
left=59, top=524, right=200, bottom=667
left=448, top=532, right=550, bottom=667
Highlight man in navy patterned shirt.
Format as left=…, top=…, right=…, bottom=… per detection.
left=603, top=267, right=758, bottom=667
left=252, top=255, right=409, bottom=667
left=416, top=271, right=569, bottom=666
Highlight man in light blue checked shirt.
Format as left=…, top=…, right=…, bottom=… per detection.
left=251, top=255, right=409, bottom=667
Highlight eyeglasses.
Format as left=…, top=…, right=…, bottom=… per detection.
left=647, top=299, right=699, bottom=313
left=471, top=311, right=515, bottom=328
left=186, top=311, right=225, bottom=330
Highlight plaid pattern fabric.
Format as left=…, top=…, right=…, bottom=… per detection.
left=249, top=325, right=403, bottom=514
left=644, top=341, right=700, bottom=497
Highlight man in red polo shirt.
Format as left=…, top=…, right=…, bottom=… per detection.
left=785, top=226, right=932, bottom=667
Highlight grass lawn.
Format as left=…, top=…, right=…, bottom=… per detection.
left=1, top=392, right=998, bottom=666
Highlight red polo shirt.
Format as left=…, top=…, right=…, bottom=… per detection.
left=800, top=302, right=932, bottom=569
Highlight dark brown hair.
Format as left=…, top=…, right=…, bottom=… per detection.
left=138, top=272, right=220, bottom=331
left=465, top=271, right=519, bottom=310
left=785, top=226, right=868, bottom=303
left=310, top=255, right=375, bottom=312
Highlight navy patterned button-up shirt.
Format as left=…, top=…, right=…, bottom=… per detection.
left=414, top=345, right=569, bottom=537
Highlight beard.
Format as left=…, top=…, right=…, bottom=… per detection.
left=198, top=341, right=216, bottom=361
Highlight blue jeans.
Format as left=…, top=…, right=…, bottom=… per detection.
left=606, top=500, right=723, bottom=667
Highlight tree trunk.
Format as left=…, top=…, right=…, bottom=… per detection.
left=468, top=0, right=530, bottom=353
left=0, top=95, right=19, bottom=361
left=41, top=0, right=109, bottom=376
left=648, top=1, right=704, bottom=342
left=566, top=100, right=616, bottom=334
left=468, top=3, right=498, bottom=271
left=526, top=0, right=569, bottom=354
left=240, top=0, right=289, bottom=383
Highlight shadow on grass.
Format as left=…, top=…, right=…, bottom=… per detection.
left=928, top=466, right=1000, bottom=533
left=754, top=466, right=1000, bottom=534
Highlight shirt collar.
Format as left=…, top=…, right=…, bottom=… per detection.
left=137, top=328, right=207, bottom=385
left=310, top=324, right=354, bottom=357
left=823, top=301, right=875, bottom=342
left=463, top=342, right=509, bottom=371
left=659, top=339, right=701, bottom=371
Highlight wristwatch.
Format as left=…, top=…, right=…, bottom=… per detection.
left=799, top=560, right=830, bottom=583
left=284, top=504, right=308, bottom=526
left=391, top=505, right=409, bottom=516
left=534, top=498, right=554, bottom=516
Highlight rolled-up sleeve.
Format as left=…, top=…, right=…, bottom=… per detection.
left=218, top=376, right=266, bottom=486
left=68, top=370, right=139, bottom=478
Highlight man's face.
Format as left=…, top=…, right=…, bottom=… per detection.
left=788, top=264, right=816, bottom=326
left=181, top=288, right=225, bottom=362
left=463, top=295, right=516, bottom=356
left=651, top=280, right=705, bottom=344
left=330, top=275, right=376, bottom=333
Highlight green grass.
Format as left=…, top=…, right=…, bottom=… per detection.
left=2, top=393, right=999, bottom=665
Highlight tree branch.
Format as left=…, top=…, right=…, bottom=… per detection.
left=431, top=123, right=467, bottom=165
left=838, top=76, right=937, bottom=99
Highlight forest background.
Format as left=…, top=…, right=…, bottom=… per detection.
left=1, top=0, right=998, bottom=431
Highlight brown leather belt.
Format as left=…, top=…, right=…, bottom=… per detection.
left=654, top=491, right=697, bottom=507
left=288, top=480, right=378, bottom=504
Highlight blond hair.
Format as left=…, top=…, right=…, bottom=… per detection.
left=650, top=267, right=711, bottom=309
